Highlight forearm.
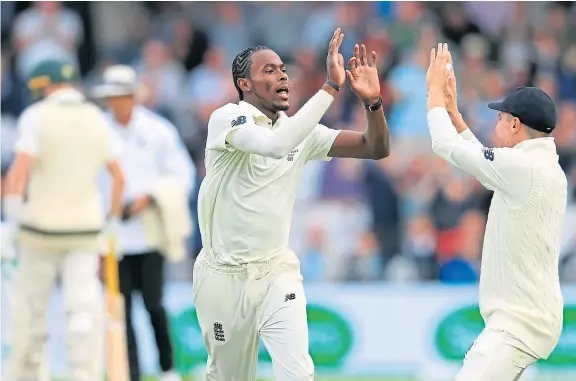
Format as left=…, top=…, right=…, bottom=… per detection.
left=427, top=89, right=446, bottom=111
left=106, top=162, right=125, bottom=218
left=229, top=87, right=335, bottom=158
left=448, top=111, right=470, bottom=134
left=109, top=179, right=124, bottom=218
left=427, top=107, right=462, bottom=159
left=363, top=104, right=390, bottom=158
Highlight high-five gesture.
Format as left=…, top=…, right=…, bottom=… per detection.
left=347, top=44, right=381, bottom=104
left=426, top=42, right=451, bottom=92
left=326, top=28, right=346, bottom=87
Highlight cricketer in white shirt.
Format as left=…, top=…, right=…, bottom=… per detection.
left=4, top=86, right=124, bottom=381
left=427, top=44, right=567, bottom=381
left=194, top=33, right=391, bottom=381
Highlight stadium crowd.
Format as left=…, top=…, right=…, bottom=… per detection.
left=1, top=1, right=575, bottom=283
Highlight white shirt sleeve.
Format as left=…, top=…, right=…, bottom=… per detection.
left=206, top=90, right=334, bottom=159
left=14, top=108, right=39, bottom=156
left=158, top=122, right=196, bottom=196
left=306, top=124, right=341, bottom=162
left=427, top=107, right=532, bottom=204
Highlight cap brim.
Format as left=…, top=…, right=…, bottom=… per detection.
left=91, top=84, right=135, bottom=99
left=487, top=102, right=506, bottom=112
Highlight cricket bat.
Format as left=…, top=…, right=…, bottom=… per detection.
left=104, top=239, right=130, bottom=381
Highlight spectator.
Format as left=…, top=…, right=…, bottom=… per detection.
left=185, top=47, right=234, bottom=125
left=134, top=39, right=187, bottom=122
left=12, top=1, right=83, bottom=77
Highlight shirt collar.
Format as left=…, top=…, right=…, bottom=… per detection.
left=110, top=105, right=143, bottom=130
left=514, top=136, right=556, bottom=152
left=46, top=88, right=85, bottom=103
left=238, top=101, right=288, bottom=126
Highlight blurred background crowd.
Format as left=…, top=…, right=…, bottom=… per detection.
left=1, top=1, right=575, bottom=284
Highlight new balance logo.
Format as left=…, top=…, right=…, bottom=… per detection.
left=231, top=115, right=247, bottom=127
left=287, top=149, right=298, bottom=162
left=285, top=293, right=296, bottom=302
left=213, top=322, right=225, bottom=342
left=483, top=147, right=495, bottom=161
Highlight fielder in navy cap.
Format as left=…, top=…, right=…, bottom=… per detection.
left=488, top=86, right=556, bottom=136
left=426, top=43, right=567, bottom=381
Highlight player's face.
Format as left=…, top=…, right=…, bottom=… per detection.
left=248, top=50, right=290, bottom=111
left=494, top=112, right=517, bottom=148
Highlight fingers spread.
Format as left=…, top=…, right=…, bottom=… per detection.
left=349, top=57, right=358, bottom=73
left=346, top=70, right=354, bottom=82
left=371, top=51, right=377, bottom=67
left=354, top=44, right=360, bottom=61
left=360, top=44, right=367, bottom=66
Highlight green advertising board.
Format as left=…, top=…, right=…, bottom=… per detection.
left=434, top=304, right=576, bottom=367
left=170, top=304, right=353, bottom=373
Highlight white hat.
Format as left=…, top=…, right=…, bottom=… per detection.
left=92, top=65, right=138, bottom=98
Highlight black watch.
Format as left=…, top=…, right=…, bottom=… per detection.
left=326, top=80, right=340, bottom=92
left=363, top=96, right=382, bottom=112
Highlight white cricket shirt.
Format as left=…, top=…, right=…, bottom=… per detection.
left=101, top=106, right=195, bottom=255
left=428, top=107, right=567, bottom=359
left=15, top=88, right=120, bottom=236
left=198, top=101, right=340, bottom=265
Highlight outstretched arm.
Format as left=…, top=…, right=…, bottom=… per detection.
left=209, top=28, right=347, bottom=159
left=426, top=43, right=532, bottom=200
left=328, top=44, right=390, bottom=159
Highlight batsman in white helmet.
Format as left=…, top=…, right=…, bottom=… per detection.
left=2, top=60, right=125, bottom=381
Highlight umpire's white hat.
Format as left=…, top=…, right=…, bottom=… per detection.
left=91, top=65, right=138, bottom=98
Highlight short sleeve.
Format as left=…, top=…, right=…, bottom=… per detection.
left=206, top=105, right=252, bottom=152
left=14, top=108, right=39, bottom=156
left=306, top=124, right=341, bottom=162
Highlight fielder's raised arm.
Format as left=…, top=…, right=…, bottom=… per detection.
left=423, top=43, right=554, bottom=203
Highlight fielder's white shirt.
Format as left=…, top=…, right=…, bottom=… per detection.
left=102, top=106, right=195, bottom=255
left=198, top=101, right=340, bottom=265
left=428, top=107, right=567, bottom=358
left=16, top=89, right=120, bottom=159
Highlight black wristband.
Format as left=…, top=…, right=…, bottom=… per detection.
left=363, top=96, right=383, bottom=112
left=326, top=80, right=340, bottom=92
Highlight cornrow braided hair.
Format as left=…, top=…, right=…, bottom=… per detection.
left=232, top=45, right=270, bottom=100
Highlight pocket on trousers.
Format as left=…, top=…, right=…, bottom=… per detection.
left=192, top=261, right=206, bottom=303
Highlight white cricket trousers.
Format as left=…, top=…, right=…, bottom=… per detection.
left=7, top=246, right=104, bottom=381
left=455, top=327, right=540, bottom=381
left=193, top=249, right=313, bottom=381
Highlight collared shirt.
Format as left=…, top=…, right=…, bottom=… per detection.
left=15, top=88, right=120, bottom=158
left=427, top=107, right=567, bottom=358
left=102, top=106, right=195, bottom=254
left=198, top=101, right=339, bottom=265
left=427, top=107, right=560, bottom=208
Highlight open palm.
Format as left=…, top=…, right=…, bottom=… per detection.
left=347, top=44, right=381, bottom=104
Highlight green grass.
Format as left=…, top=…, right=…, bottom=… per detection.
left=139, top=377, right=572, bottom=381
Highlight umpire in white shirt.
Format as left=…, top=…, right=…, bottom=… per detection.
left=93, top=65, right=195, bottom=381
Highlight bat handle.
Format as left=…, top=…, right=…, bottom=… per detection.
left=104, top=238, right=120, bottom=295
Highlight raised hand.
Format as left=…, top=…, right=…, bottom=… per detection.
left=426, top=43, right=451, bottom=93
left=347, top=44, right=381, bottom=104
left=444, top=48, right=459, bottom=116
left=326, top=28, right=346, bottom=87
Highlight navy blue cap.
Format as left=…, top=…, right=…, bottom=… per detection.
left=488, top=87, right=556, bottom=133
